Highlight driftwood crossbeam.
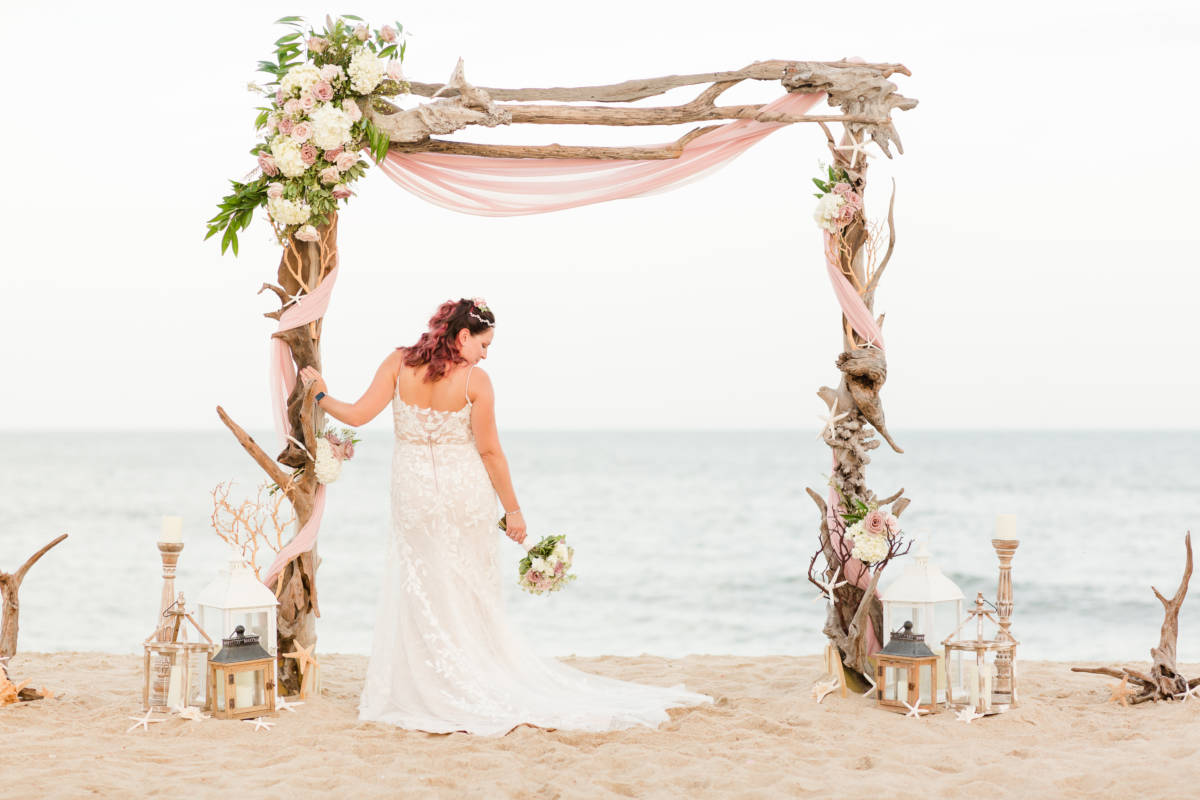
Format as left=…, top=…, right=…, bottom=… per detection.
left=220, top=51, right=917, bottom=694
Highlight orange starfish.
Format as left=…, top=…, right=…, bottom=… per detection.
left=1108, top=676, right=1135, bottom=707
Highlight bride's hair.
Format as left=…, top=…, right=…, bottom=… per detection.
left=403, top=298, right=496, bottom=382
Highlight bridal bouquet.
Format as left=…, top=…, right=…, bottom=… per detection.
left=499, top=516, right=576, bottom=595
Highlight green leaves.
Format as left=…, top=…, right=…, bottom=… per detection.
left=206, top=177, right=267, bottom=256
left=363, top=119, right=390, bottom=164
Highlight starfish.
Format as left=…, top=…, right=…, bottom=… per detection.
left=817, top=398, right=850, bottom=441
left=1108, top=676, right=1135, bottom=707
left=812, top=565, right=849, bottom=603
left=282, top=290, right=304, bottom=308
left=833, top=130, right=876, bottom=169
left=859, top=670, right=878, bottom=697
left=1174, top=683, right=1200, bottom=702
left=275, top=696, right=305, bottom=713
left=810, top=679, right=839, bottom=704
left=955, top=706, right=985, bottom=724
left=245, top=717, right=276, bottom=732
left=38, top=687, right=55, bottom=700
left=902, top=699, right=930, bottom=719
left=283, top=642, right=318, bottom=690
left=126, top=710, right=166, bottom=733
left=171, top=704, right=209, bottom=721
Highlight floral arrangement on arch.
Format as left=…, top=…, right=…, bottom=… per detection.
left=207, top=14, right=410, bottom=254
left=811, top=164, right=864, bottom=233
left=837, top=497, right=903, bottom=566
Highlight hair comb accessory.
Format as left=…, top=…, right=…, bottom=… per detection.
left=468, top=297, right=494, bottom=327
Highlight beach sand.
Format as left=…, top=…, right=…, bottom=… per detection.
left=1, top=652, right=1197, bottom=799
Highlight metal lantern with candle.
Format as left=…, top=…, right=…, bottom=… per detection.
left=942, top=592, right=1018, bottom=714
left=880, top=540, right=965, bottom=704
left=196, top=550, right=280, bottom=657
left=142, top=593, right=218, bottom=712
left=875, top=621, right=940, bottom=714
left=208, top=625, right=276, bottom=720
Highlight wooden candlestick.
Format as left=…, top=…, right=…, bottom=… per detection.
left=991, top=536, right=1019, bottom=705
left=155, top=542, right=184, bottom=643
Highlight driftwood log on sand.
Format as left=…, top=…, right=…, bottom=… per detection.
left=0, top=534, right=68, bottom=659
left=1072, top=533, right=1195, bottom=703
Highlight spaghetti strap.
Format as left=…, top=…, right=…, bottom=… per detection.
left=464, top=365, right=475, bottom=403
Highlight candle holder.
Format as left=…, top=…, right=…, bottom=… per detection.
left=154, top=541, right=185, bottom=643
left=992, top=537, right=1019, bottom=706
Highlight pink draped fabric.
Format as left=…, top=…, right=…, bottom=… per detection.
left=263, top=266, right=339, bottom=587
left=378, top=92, right=823, bottom=216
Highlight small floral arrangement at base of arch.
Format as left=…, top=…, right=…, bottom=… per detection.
left=208, top=14, right=410, bottom=255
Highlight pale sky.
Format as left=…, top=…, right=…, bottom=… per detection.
left=5, top=0, right=1198, bottom=432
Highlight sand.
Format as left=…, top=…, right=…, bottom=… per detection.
left=1, top=652, right=1198, bottom=799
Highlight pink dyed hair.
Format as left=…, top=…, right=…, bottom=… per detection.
left=402, top=298, right=495, bottom=382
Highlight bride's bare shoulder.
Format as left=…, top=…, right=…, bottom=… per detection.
left=467, top=367, right=493, bottom=401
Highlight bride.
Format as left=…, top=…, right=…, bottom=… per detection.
left=300, top=297, right=712, bottom=735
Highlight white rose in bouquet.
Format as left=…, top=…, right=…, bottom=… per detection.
left=308, top=102, right=354, bottom=150
left=314, top=437, right=343, bottom=484
left=530, top=556, right=548, bottom=574
left=348, top=47, right=385, bottom=94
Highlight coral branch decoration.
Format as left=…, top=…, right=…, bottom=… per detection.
left=210, top=481, right=297, bottom=581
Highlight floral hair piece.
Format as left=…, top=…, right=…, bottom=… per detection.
left=468, top=297, right=494, bottom=327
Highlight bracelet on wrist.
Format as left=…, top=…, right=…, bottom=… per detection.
left=506, top=509, right=522, bottom=516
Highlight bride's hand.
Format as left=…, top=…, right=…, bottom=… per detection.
left=504, top=513, right=527, bottom=545
left=299, top=366, right=328, bottom=395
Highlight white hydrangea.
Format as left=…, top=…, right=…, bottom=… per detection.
left=348, top=47, right=385, bottom=94
left=269, top=135, right=308, bottom=178
left=844, top=520, right=864, bottom=539
left=813, top=192, right=846, bottom=233
left=530, top=556, right=548, bottom=574
left=266, top=196, right=311, bottom=226
left=280, top=63, right=323, bottom=96
left=308, top=102, right=354, bottom=150
left=850, top=531, right=888, bottom=565
left=314, top=438, right=343, bottom=484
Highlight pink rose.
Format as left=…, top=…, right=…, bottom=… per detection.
left=292, top=121, right=313, bottom=142
left=283, top=99, right=301, bottom=117
left=299, top=93, right=316, bottom=112
left=277, top=117, right=295, bottom=135
left=354, top=23, right=370, bottom=41
left=319, top=165, right=340, bottom=184
left=863, top=510, right=887, bottom=536
left=341, top=99, right=362, bottom=122
left=832, top=182, right=853, bottom=196
left=331, top=183, right=352, bottom=199
left=380, top=24, right=398, bottom=43
left=326, top=432, right=342, bottom=447
left=275, top=88, right=285, bottom=104
left=323, top=146, right=343, bottom=161
left=386, top=60, right=405, bottom=82
left=844, top=190, right=863, bottom=210
left=307, top=36, right=328, bottom=53
left=320, top=64, right=342, bottom=82
left=312, top=81, right=334, bottom=102
left=300, top=143, right=318, bottom=166
left=335, top=151, right=358, bottom=171
left=834, top=202, right=857, bottom=227
left=257, top=153, right=278, bottom=177
left=885, top=513, right=901, bottom=535
left=266, top=182, right=284, bottom=200
left=294, top=224, right=319, bottom=242
left=342, top=441, right=355, bottom=460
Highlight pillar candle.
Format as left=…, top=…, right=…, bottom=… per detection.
left=995, top=514, right=1017, bottom=540
left=161, top=516, right=183, bottom=543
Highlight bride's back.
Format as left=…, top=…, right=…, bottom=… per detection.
left=395, top=352, right=473, bottom=412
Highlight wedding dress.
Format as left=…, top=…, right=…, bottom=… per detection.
left=357, top=368, right=713, bottom=735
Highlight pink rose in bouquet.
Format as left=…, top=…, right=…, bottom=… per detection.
left=354, top=23, right=370, bottom=41
left=335, top=151, right=358, bottom=171
left=299, top=93, right=316, bottom=112
left=295, top=224, right=320, bottom=242
left=323, top=146, right=343, bottom=161
left=319, top=166, right=340, bottom=185
left=277, top=117, right=295, bottom=135
left=291, top=121, right=313, bottom=143
left=266, top=182, right=284, bottom=200
left=885, top=513, right=901, bottom=535
left=863, top=509, right=888, bottom=536
left=320, top=64, right=342, bottom=83
left=332, top=183, right=353, bottom=199
left=300, top=143, right=318, bottom=166
left=341, top=99, right=362, bottom=122
left=307, top=36, right=329, bottom=54
left=282, top=99, right=302, bottom=117
left=257, top=153, right=279, bottom=177
left=380, top=24, right=398, bottom=43
left=312, top=81, right=334, bottom=102
left=834, top=202, right=858, bottom=227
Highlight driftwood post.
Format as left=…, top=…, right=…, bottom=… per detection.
left=1, top=534, right=68, bottom=659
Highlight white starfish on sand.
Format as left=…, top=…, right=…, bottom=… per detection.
left=171, top=705, right=209, bottom=721
left=834, top=130, right=876, bottom=168
left=812, top=565, right=848, bottom=603
left=859, top=670, right=877, bottom=697
left=245, top=717, right=276, bottom=732
left=902, top=699, right=929, bottom=718
left=810, top=680, right=838, bottom=704
left=817, top=398, right=849, bottom=441
left=126, top=710, right=165, bottom=732
left=1174, top=683, right=1200, bottom=702
left=955, top=706, right=985, bottom=724
left=275, top=696, right=305, bottom=713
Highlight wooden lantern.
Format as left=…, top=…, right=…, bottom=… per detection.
left=942, top=592, right=1019, bottom=714
left=875, top=621, right=940, bottom=715
left=208, top=625, right=276, bottom=720
left=142, top=593, right=218, bottom=712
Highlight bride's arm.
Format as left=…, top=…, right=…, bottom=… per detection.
left=301, top=351, right=401, bottom=427
left=468, top=369, right=525, bottom=542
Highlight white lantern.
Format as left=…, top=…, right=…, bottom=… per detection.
left=196, top=552, right=280, bottom=656
left=880, top=541, right=964, bottom=703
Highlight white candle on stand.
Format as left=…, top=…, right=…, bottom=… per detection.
left=161, top=516, right=183, bottom=544
left=995, top=514, right=1017, bottom=540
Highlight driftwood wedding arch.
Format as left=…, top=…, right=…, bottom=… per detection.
left=214, top=24, right=916, bottom=694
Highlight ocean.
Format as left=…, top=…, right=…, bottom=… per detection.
left=2, top=430, right=1197, bottom=663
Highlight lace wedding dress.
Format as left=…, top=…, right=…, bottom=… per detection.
left=357, top=370, right=713, bottom=735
